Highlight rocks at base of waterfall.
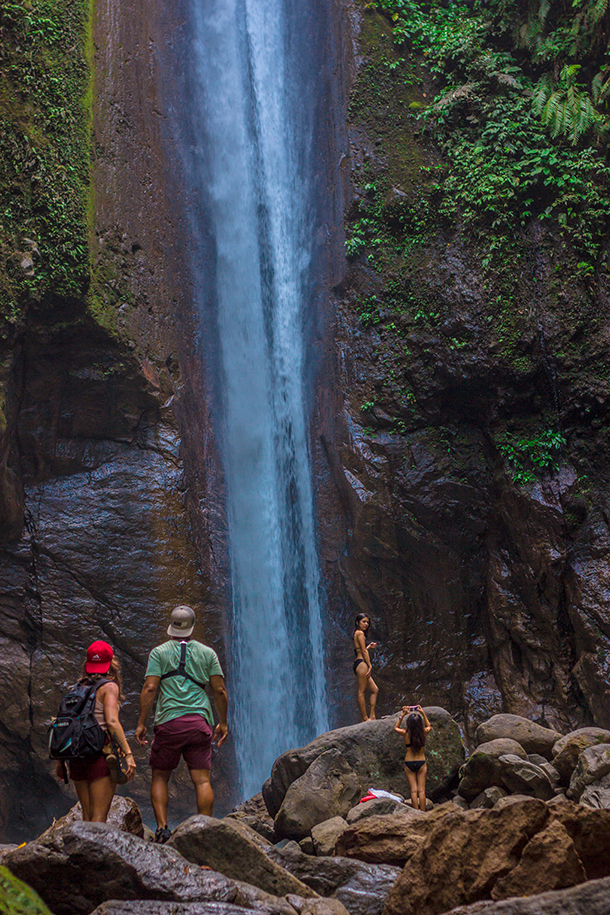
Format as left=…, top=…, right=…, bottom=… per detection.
left=346, top=797, right=403, bottom=824
left=458, top=739, right=528, bottom=799
left=311, top=818, right=349, bottom=856
left=266, top=838, right=401, bottom=915
left=567, top=744, right=610, bottom=801
left=551, top=728, right=610, bottom=782
left=470, top=787, right=508, bottom=809
left=91, top=904, right=267, bottom=915
left=168, top=815, right=315, bottom=899
left=91, top=900, right=348, bottom=915
left=36, top=796, right=144, bottom=842
left=335, top=809, right=428, bottom=866
left=263, top=711, right=464, bottom=818
left=228, top=793, right=277, bottom=844
left=445, top=875, right=610, bottom=915
left=497, top=755, right=555, bottom=800
left=274, top=750, right=362, bottom=840
left=474, top=715, right=561, bottom=760
left=2, top=821, right=299, bottom=915
left=381, top=799, right=610, bottom=915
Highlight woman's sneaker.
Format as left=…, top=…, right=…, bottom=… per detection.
left=154, top=826, right=172, bottom=844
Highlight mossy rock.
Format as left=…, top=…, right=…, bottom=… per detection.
left=0, top=866, right=55, bottom=915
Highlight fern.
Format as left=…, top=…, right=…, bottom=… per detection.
left=534, top=64, right=605, bottom=142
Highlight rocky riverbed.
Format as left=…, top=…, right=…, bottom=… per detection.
left=3, top=713, right=610, bottom=915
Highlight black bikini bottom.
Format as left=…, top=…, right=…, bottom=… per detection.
left=405, top=760, right=425, bottom=772
left=353, top=659, right=367, bottom=675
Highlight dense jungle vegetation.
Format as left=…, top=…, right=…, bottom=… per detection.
left=350, top=0, right=610, bottom=262
left=0, top=0, right=91, bottom=333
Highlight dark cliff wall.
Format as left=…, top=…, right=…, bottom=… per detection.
left=0, top=0, right=230, bottom=841
left=321, top=1, right=610, bottom=737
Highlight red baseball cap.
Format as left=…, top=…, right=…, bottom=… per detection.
left=86, top=640, right=113, bottom=674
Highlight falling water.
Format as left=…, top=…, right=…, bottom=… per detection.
left=187, top=0, right=329, bottom=796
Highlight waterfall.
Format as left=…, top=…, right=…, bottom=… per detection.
left=188, top=0, right=329, bottom=797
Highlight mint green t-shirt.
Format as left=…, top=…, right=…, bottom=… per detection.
left=146, top=639, right=224, bottom=727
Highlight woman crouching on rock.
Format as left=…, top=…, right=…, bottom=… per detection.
left=55, top=640, right=136, bottom=821
left=353, top=613, right=379, bottom=721
left=395, top=704, right=432, bottom=810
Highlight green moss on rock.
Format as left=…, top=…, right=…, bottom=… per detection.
left=0, top=866, right=54, bottom=915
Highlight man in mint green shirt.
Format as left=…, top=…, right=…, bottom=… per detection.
left=136, top=606, right=228, bottom=843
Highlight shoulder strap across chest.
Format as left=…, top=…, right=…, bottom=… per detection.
left=159, top=641, right=207, bottom=690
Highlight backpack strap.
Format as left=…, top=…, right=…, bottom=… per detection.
left=159, top=641, right=207, bottom=691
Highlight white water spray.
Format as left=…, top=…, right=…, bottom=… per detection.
left=190, top=0, right=329, bottom=797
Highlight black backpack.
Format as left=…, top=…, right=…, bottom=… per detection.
left=48, top=679, right=109, bottom=760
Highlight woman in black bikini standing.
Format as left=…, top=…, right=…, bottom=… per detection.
left=394, top=704, right=432, bottom=810
left=353, top=613, right=379, bottom=721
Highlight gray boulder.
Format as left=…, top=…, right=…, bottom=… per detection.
left=579, top=775, right=610, bottom=810
left=228, top=793, right=277, bottom=844
left=168, top=816, right=316, bottom=898
left=2, top=822, right=297, bottom=915
left=470, top=787, right=507, bottom=809
left=346, top=798, right=403, bottom=824
left=494, top=795, right=539, bottom=810
left=266, top=842, right=401, bottom=915
left=498, top=755, right=555, bottom=800
left=91, top=905, right=264, bottom=915
left=274, top=750, right=362, bottom=840
left=263, top=710, right=464, bottom=816
left=568, top=744, right=610, bottom=801
left=445, top=874, right=610, bottom=914
left=311, top=818, right=349, bottom=857
left=552, top=728, right=610, bottom=782
left=37, top=796, right=144, bottom=841
left=475, top=715, right=561, bottom=759
left=458, top=739, right=527, bottom=799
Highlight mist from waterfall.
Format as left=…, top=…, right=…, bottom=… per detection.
left=188, top=0, right=329, bottom=797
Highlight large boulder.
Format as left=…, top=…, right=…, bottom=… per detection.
left=274, top=751, right=362, bottom=840
left=2, top=822, right=298, bottom=915
left=458, top=739, right=527, bottom=799
left=311, top=818, right=349, bottom=857
left=227, top=794, right=276, bottom=844
left=335, top=809, right=432, bottom=866
left=552, top=728, right=610, bottom=782
left=381, top=800, right=610, bottom=915
left=475, top=716, right=561, bottom=759
left=346, top=798, right=403, bottom=823
left=37, top=797, right=144, bottom=841
left=0, top=866, right=54, bottom=915
left=490, top=819, right=586, bottom=900
left=568, top=744, right=610, bottom=801
left=263, top=711, right=464, bottom=816
left=266, top=842, right=401, bottom=915
left=498, top=755, right=555, bottom=800
left=168, top=816, right=316, bottom=898
left=445, top=875, right=610, bottom=914
left=579, top=774, right=610, bottom=810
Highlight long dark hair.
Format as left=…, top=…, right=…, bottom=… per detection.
left=354, top=613, right=370, bottom=632
left=79, top=655, right=124, bottom=702
left=407, top=713, right=426, bottom=752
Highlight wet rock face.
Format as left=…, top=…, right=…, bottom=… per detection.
left=318, top=2, right=610, bottom=739
left=0, top=323, right=227, bottom=842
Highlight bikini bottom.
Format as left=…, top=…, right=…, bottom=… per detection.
left=353, top=659, right=367, bottom=675
left=405, top=760, right=425, bottom=772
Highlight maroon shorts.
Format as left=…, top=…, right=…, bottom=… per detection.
left=150, top=714, right=213, bottom=772
left=69, top=753, right=110, bottom=782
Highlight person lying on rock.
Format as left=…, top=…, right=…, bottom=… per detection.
left=394, top=704, right=432, bottom=810
left=135, top=605, right=229, bottom=844
left=353, top=613, right=379, bottom=721
left=54, top=641, right=136, bottom=822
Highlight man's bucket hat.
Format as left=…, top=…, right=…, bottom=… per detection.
left=86, top=640, right=113, bottom=674
left=168, top=605, right=196, bottom=638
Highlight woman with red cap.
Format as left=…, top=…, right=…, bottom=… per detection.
left=55, top=640, right=136, bottom=821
